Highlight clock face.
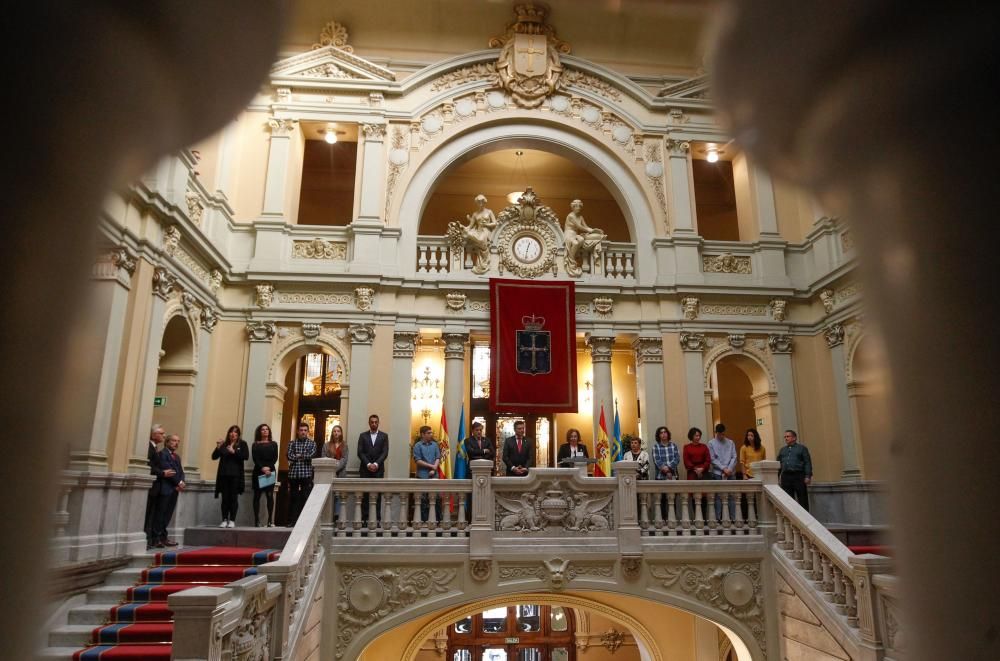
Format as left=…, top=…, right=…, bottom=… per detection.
left=513, top=235, right=542, bottom=263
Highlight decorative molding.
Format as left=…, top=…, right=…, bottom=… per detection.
left=275, top=292, right=354, bottom=305
left=700, top=303, right=768, bottom=317
left=469, top=560, right=492, bottom=582
left=632, top=337, right=663, bottom=366
left=430, top=62, right=498, bottom=91
left=361, top=123, right=386, bottom=141
left=836, top=282, right=862, bottom=303
left=255, top=283, right=274, bottom=309
left=820, top=289, right=835, bottom=314
left=313, top=20, right=354, bottom=52
left=348, top=323, right=375, bottom=345
left=445, top=292, right=467, bottom=312
left=199, top=307, right=218, bottom=333
left=292, top=238, right=347, bottom=260
left=185, top=191, right=204, bottom=226
left=575, top=304, right=590, bottom=315
left=152, top=267, right=177, bottom=300
left=300, top=62, right=358, bottom=79
left=302, top=323, right=322, bottom=340
left=679, top=332, right=706, bottom=352
left=266, top=118, right=297, bottom=136
left=562, top=67, right=622, bottom=101
left=601, top=628, right=624, bottom=654
left=336, top=567, right=458, bottom=660
left=823, top=323, right=845, bottom=348
left=489, top=2, right=571, bottom=108
left=443, top=332, right=469, bottom=360
left=767, top=334, right=794, bottom=354
left=649, top=562, right=765, bottom=654
left=468, top=300, right=491, bottom=313
left=173, top=247, right=210, bottom=285
left=592, top=296, right=613, bottom=317
left=680, top=296, right=699, bottom=320
left=495, top=481, right=613, bottom=533
left=702, top=253, right=752, bottom=274
left=246, top=321, right=276, bottom=343
left=769, top=298, right=787, bottom=322
left=586, top=335, right=615, bottom=363
left=728, top=333, right=746, bottom=350
left=354, top=287, right=375, bottom=312
left=163, top=225, right=181, bottom=257
left=392, top=332, right=419, bottom=359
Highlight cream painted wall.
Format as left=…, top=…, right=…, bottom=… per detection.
left=789, top=335, right=844, bottom=482
left=190, top=130, right=221, bottom=195
left=850, top=335, right=891, bottom=480
left=195, top=320, right=250, bottom=473
left=771, top=179, right=810, bottom=244
left=232, top=110, right=271, bottom=222
left=731, top=153, right=756, bottom=243
left=662, top=332, right=691, bottom=440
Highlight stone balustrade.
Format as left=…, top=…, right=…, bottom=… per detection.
left=416, top=236, right=452, bottom=273
left=636, top=479, right=761, bottom=536
left=330, top=478, right=473, bottom=537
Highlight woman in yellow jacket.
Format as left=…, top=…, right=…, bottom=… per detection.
left=740, top=428, right=766, bottom=479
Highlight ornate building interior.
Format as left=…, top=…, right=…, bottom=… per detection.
left=29, top=2, right=916, bottom=661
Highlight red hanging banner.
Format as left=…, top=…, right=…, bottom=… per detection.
left=489, top=279, right=578, bottom=412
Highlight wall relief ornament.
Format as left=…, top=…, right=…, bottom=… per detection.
left=820, top=289, right=835, bottom=314
left=302, top=323, right=321, bottom=340
left=679, top=332, right=706, bottom=352
left=246, top=321, right=276, bottom=343
left=336, top=567, right=458, bottom=659
left=301, top=62, right=355, bottom=79
left=728, top=333, right=746, bottom=350
left=292, top=238, right=347, bottom=260
left=470, top=560, right=492, bottom=582
left=621, top=557, right=642, bottom=580
left=209, top=269, right=223, bottom=294
left=824, top=323, right=845, bottom=348
left=769, top=298, right=787, bottom=322
left=354, top=287, right=375, bottom=312
left=312, top=20, right=353, bottom=52
left=223, top=589, right=274, bottom=661
left=448, top=194, right=498, bottom=274
left=649, top=563, right=765, bottom=653
left=495, top=188, right=561, bottom=279
left=199, top=307, right=219, bottom=333
left=592, top=296, right=613, bottom=317
left=431, top=62, right=499, bottom=91
left=385, top=126, right=410, bottom=221
left=348, top=323, right=375, bottom=345
left=489, top=2, right=571, bottom=108
left=185, top=191, right=205, bottom=226
left=255, top=283, right=274, bottom=309
left=152, top=267, right=178, bottom=300
left=181, top=291, right=197, bottom=312
left=702, top=253, right=752, bottom=274
left=445, top=292, right=467, bottom=312
left=495, top=479, right=614, bottom=533
left=110, top=245, right=137, bottom=276
left=700, top=303, right=768, bottom=316
left=681, top=296, right=700, bottom=320
left=163, top=225, right=181, bottom=257
left=601, top=628, right=624, bottom=653
left=767, top=334, right=794, bottom=354
left=561, top=68, right=622, bottom=101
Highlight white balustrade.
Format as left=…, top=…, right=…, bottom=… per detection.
left=331, top=479, right=473, bottom=538
left=636, top=480, right=761, bottom=536
left=601, top=242, right=636, bottom=280
left=416, top=236, right=452, bottom=274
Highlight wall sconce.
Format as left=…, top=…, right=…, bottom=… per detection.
left=411, top=365, right=442, bottom=424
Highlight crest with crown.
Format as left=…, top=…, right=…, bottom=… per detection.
left=521, top=314, right=546, bottom=331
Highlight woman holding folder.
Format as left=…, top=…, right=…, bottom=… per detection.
left=252, top=423, right=278, bottom=527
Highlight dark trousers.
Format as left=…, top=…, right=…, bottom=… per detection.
left=254, top=487, right=274, bottom=525
left=780, top=471, right=810, bottom=512
left=360, top=493, right=383, bottom=524
left=143, top=481, right=158, bottom=545
left=152, top=491, right=178, bottom=542
left=218, top=476, right=240, bottom=521
left=287, top=478, right=312, bottom=526
left=418, top=483, right=442, bottom=523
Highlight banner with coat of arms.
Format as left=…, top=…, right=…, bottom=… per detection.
left=489, top=279, right=577, bottom=412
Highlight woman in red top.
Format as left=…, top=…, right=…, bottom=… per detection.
left=683, top=427, right=711, bottom=480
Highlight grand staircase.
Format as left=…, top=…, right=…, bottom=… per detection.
left=39, top=546, right=279, bottom=661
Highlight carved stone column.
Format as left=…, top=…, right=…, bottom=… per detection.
left=665, top=138, right=696, bottom=234
left=261, top=118, right=297, bottom=219
left=345, top=324, right=375, bottom=475
left=350, top=124, right=388, bottom=272
left=72, top=247, right=136, bottom=471
left=241, top=320, right=276, bottom=437
left=632, top=336, right=666, bottom=438
left=586, top=335, right=615, bottom=443
left=443, top=331, right=469, bottom=469
left=678, top=332, right=707, bottom=433
left=129, top=266, right=177, bottom=472
left=766, top=334, right=800, bottom=437
left=388, top=331, right=418, bottom=478
left=824, top=323, right=862, bottom=479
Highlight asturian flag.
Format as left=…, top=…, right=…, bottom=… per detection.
left=454, top=405, right=469, bottom=480
left=594, top=404, right=612, bottom=477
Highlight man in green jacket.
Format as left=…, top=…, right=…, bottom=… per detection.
left=777, top=430, right=813, bottom=512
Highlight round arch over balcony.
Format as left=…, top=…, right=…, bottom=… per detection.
left=394, top=118, right=659, bottom=285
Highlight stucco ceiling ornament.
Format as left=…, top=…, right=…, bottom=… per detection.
left=489, top=2, right=571, bottom=109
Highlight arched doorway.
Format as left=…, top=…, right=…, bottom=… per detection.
left=154, top=314, right=196, bottom=450
left=848, top=334, right=890, bottom=480
left=446, top=604, right=577, bottom=661
left=708, top=352, right=779, bottom=460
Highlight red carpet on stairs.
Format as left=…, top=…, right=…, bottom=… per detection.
left=72, top=546, right=280, bottom=661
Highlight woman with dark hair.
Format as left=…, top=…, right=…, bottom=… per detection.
left=323, top=424, right=348, bottom=477
left=556, top=428, right=589, bottom=467
left=740, top=428, right=766, bottom=479
left=212, top=425, right=249, bottom=527
left=251, top=423, right=278, bottom=527
left=682, top=427, right=711, bottom=480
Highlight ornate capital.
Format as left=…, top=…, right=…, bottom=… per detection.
left=392, top=331, right=419, bottom=359
left=266, top=118, right=297, bottom=136
left=255, top=283, right=274, bottom=309
left=632, top=337, right=663, bottom=365
left=354, top=286, right=375, bottom=312
left=111, top=245, right=137, bottom=276
left=209, top=269, right=223, bottom=294
left=679, top=331, right=706, bottom=352
left=664, top=137, right=690, bottom=156
left=767, top=334, right=794, bottom=354
left=592, top=296, right=613, bottom=317
left=728, top=333, right=746, bottom=350
left=200, top=307, right=219, bottom=333
left=680, top=296, right=699, bottom=320
left=152, top=267, right=177, bottom=300
left=769, top=298, right=787, bottom=322
left=361, top=123, right=386, bottom=141
left=820, top=288, right=835, bottom=314
left=348, top=323, right=375, bottom=345
left=586, top=335, right=615, bottom=363
left=824, top=323, right=845, bottom=348
left=302, top=323, right=321, bottom=340
left=445, top=292, right=467, bottom=312
left=185, top=190, right=205, bottom=226
left=163, top=225, right=181, bottom=257
left=94, top=245, right=137, bottom=282
left=247, top=321, right=276, bottom=343
left=181, top=291, right=197, bottom=312
left=443, top=332, right=469, bottom=360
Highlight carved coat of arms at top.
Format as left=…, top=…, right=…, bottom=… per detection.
left=490, top=2, right=571, bottom=108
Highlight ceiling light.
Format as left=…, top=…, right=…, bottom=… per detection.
left=706, top=146, right=720, bottom=163
left=324, top=129, right=338, bottom=144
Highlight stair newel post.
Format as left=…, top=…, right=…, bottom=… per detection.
left=614, top=461, right=641, bottom=555
left=168, top=586, right=230, bottom=661
left=469, top=460, right=494, bottom=558
left=753, top=460, right=780, bottom=534
left=313, top=458, right=336, bottom=523
left=849, top=554, right=894, bottom=658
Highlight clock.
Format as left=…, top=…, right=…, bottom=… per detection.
left=512, top=234, right=543, bottom=264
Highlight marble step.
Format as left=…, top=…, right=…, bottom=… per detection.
left=48, top=624, right=93, bottom=648
left=86, top=585, right=129, bottom=604
left=35, top=646, right=79, bottom=661
left=67, top=604, right=113, bottom=626
left=104, top=567, right=144, bottom=586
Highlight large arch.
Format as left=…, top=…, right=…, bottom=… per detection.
left=394, top=117, right=660, bottom=285
left=703, top=344, right=781, bottom=457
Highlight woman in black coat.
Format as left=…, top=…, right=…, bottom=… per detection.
left=212, top=425, right=249, bottom=527
left=251, top=423, right=279, bottom=527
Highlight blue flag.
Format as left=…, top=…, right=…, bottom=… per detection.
left=612, top=401, right=623, bottom=462
left=454, top=404, right=470, bottom=479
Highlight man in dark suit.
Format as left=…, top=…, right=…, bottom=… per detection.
left=152, top=434, right=186, bottom=548
left=357, top=414, right=388, bottom=524
left=501, top=420, right=534, bottom=476
left=464, top=421, right=495, bottom=472
left=144, top=424, right=166, bottom=549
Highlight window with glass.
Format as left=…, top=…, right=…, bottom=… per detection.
left=447, top=605, right=574, bottom=661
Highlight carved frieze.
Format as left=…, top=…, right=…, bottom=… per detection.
left=301, top=62, right=356, bottom=79
left=292, top=238, right=347, bottom=260
left=561, top=68, right=622, bottom=101
left=255, top=283, right=274, bottom=309
left=468, top=300, right=491, bottom=313
left=276, top=292, right=354, bottom=305
left=348, top=324, right=375, bottom=345
left=836, top=282, right=862, bottom=303
left=495, top=479, right=614, bottom=533
left=703, top=253, right=752, bottom=274
left=679, top=332, right=706, bottom=352
left=246, top=321, right=276, bottom=343
left=497, top=558, right=613, bottom=590
left=767, top=334, right=794, bottom=354
left=354, top=287, right=375, bottom=312
left=681, top=296, right=700, bottom=320
left=172, top=247, right=210, bottom=286
left=701, top=303, right=768, bottom=317
left=430, top=62, right=498, bottom=91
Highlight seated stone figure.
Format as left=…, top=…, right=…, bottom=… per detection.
left=448, top=194, right=497, bottom=274
left=563, top=199, right=606, bottom=276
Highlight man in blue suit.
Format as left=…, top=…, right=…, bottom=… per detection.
left=152, top=434, right=186, bottom=548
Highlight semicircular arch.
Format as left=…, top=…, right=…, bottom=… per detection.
left=703, top=343, right=776, bottom=394
left=159, top=305, right=198, bottom=369
left=266, top=330, right=351, bottom=387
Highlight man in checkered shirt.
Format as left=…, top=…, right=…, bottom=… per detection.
left=286, top=421, right=316, bottom=526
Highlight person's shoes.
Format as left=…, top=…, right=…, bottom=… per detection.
left=219, top=520, right=229, bottom=528
left=163, top=539, right=179, bottom=547
left=155, top=542, right=166, bottom=548
left=267, top=522, right=275, bottom=527
left=227, top=520, right=235, bottom=528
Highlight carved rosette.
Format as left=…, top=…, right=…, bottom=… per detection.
left=445, top=292, right=467, bottom=312
left=586, top=335, right=614, bottom=363
left=199, top=307, right=218, bottom=333
left=255, top=283, right=274, bottom=309
left=392, top=332, right=419, bottom=359
left=470, top=560, right=492, bottom=582
left=824, top=323, right=845, bottom=348
left=247, top=321, right=276, bottom=343
left=767, top=334, right=794, bottom=354
left=152, top=267, right=178, bottom=300
left=443, top=333, right=469, bottom=360
left=728, top=333, right=746, bottom=350
left=592, top=296, right=613, bottom=317
left=302, top=323, right=322, bottom=340
left=348, top=324, right=375, bottom=345
left=163, top=226, right=181, bottom=257
left=769, top=298, right=787, bottom=322
left=681, top=296, right=700, bottom=320
left=354, top=286, right=375, bottom=312
left=679, top=332, right=706, bottom=352
left=632, top=337, right=663, bottom=366
left=703, top=253, right=752, bottom=274
left=336, top=567, right=458, bottom=659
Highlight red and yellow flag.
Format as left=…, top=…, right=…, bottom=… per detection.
left=438, top=405, right=452, bottom=479
left=594, top=404, right=611, bottom=477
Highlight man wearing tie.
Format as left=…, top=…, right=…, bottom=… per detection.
left=464, top=421, right=495, bottom=473
left=357, top=414, right=388, bottom=524
left=501, top=420, right=534, bottom=476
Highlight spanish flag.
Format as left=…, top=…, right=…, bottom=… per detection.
left=594, top=404, right=611, bottom=477
left=438, top=405, right=452, bottom=480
